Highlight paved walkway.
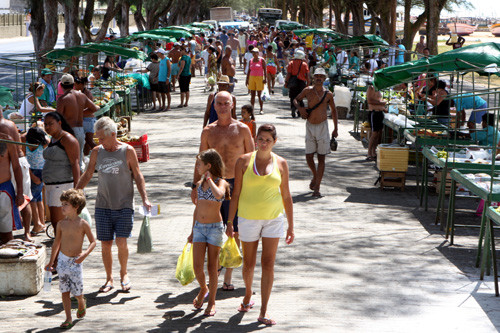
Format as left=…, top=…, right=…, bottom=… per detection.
left=3, top=67, right=500, bottom=332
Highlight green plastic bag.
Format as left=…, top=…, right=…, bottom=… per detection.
left=219, top=237, right=242, bottom=268
left=175, top=243, right=195, bottom=286
left=137, top=216, right=153, bottom=253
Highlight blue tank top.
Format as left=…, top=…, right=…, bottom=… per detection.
left=208, top=92, right=218, bottom=124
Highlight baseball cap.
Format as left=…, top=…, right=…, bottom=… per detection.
left=61, top=74, right=74, bottom=85
left=41, top=68, right=53, bottom=76
left=156, top=48, right=167, bottom=54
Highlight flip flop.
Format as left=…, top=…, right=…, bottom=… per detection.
left=258, top=317, right=276, bottom=326
left=30, top=228, right=46, bottom=236
left=60, top=321, right=74, bottom=329
left=76, top=304, right=86, bottom=319
left=217, top=266, right=224, bottom=277
left=237, top=300, right=255, bottom=312
left=121, top=280, right=132, bottom=292
left=222, top=282, right=234, bottom=291
left=312, top=191, right=322, bottom=198
left=193, top=292, right=209, bottom=309
left=98, top=284, right=114, bottom=293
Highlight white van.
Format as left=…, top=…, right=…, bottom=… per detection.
left=202, top=20, right=219, bottom=30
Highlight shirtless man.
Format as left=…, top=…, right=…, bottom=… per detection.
left=221, top=46, right=236, bottom=93
left=0, top=130, right=23, bottom=244
left=169, top=43, right=182, bottom=92
left=227, top=33, right=240, bottom=65
left=74, top=77, right=96, bottom=155
left=0, top=110, right=31, bottom=241
left=294, top=68, right=338, bottom=197
left=192, top=91, right=254, bottom=291
left=366, top=81, right=387, bottom=160
left=57, top=74, right=100, bottom=164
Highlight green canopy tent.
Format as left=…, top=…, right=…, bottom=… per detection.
left=293, top=28, right=339, bottom=39
left=374, top=42, right=500, bottom=90
left=165, top=26, right=200, bottom=34
left=187, top=22, right=213, bottom=29
left=279, top=22, right=307, bottom=31
left=328, top=34, right=388, bottom=48
left=138, top=29, right=192, bottom=39
left=111, top=33, right=177, bottom=45
left=44, top=42, right=147, bottom=61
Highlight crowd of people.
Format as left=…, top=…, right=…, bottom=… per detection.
left=3, top=22, right=493, bottom=330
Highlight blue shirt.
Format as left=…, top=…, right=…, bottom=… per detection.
left=454, top=93, right=487, bottom=111
left=473, top=125, right=500, bottom=146
left=395, top=44, right=405, bottom=64
left=158, top=57, right=168, bottom=82
left=180, top=55, right=191, bottom=77
left=220, top=34, right=228, bottom=47
left=350, top=56, right=359, bottom=71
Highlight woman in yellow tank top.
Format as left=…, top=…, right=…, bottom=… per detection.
left=226, top=124, right=294, bottom=326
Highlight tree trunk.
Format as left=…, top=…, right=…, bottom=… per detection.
left=332, top=1, right=347, bottom=34
left=29, top=0, right=45, bottom=53
left=95, top=0, right=121, bottom=42
left=282, top=0, right=287, bottom=19
left=79, top=0, right=94, bottom=44
left=328, top=0, right=333, bottom=29
left=403, top=0, right=427, bottom=60
left=61, top=0, right=81, bottom=48
left=426, top=0, right=446, bottom=55
left=349, top=1, right=365, bottom=36
left=39, top=0, right=59, bottom=54
left=119, top=1, right=130, bottom=37
left=389, top=0, right=396, bottom=45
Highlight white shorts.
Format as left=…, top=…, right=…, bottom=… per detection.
left=10, top=156, right=32, bottom=201
left=231, top=50, right=238, bottom=62
left=305, top=120, right=331, bottom=155
left=45, top=182, right=73, bottom=207
left=238, top=214, right=285, bottom=242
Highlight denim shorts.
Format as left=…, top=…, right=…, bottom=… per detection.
left=95, top=207, right=134, bottom=241
left=83, top=117, right=96, bottom=134
left=193, top=221, right=223, bottom=247
left=30, top=168, right=43, bottom=202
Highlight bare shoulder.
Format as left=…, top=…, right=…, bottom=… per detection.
left=275, top=154, right=288, bottom=168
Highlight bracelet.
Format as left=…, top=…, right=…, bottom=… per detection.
left=227, top=221, right=233, bottom=224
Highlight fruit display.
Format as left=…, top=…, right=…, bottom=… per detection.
left=437, top=150, right=447, bottom=159
left=413, top=129, right=447, bottom=137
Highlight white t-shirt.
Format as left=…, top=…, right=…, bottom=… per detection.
left=201, top=50, right=209, bottom=67
left=337, top=50, right=349, bottom=69
left=244, top=52, right=253, bottom=74
left=368, top=58, right=379, bottom=73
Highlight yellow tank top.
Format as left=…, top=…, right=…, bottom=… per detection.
left=238, top=151, right=284, bottom=220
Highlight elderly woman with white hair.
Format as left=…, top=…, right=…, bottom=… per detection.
left=77, top=116, right=151, bottom=293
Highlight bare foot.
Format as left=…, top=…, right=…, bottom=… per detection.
left=193, top=286, right=209, bottom=309
left=203, top=303, right=216, bottom=316
left=23, top=233, right=33, bottom=242
left=309, top=179, right=316, bottom=191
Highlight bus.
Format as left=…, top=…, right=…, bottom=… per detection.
left=257, top=8, right=282, bottom=26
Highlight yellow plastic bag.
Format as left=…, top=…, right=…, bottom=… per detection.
left=219, top=237, right=242, bottom=268
left=175, top=243, right=195, bottom=286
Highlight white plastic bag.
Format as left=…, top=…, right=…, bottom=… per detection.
left=277, top=72, right=284, bottom=85
left=79, top=207, right=93, bottom=228
left=261, top=85, right=271, bottom=102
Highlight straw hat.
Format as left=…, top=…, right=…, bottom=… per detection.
left=217, top=75, right=231, bottom=85
left=313, top=67, right=327, bottom=76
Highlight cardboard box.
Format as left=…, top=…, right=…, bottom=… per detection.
left=377, top=144, right=409, bottom=172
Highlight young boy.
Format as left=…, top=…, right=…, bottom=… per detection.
left=45, top=189, right=96, bottom=329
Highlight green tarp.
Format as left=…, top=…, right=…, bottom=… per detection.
left=328, top=34, right=388, bottom=48
left=187, top=22, right=213, bottom=29
left=0, top=86, right=15, bottom=107
left=111, top=33, right=177, bottom=45
left=279, top=23, right=306, bottom=31
left=165, top=26, right=200, bottom=34
left=293, top=28, right=339, bottom=39
left=45, top=43, right=147, bottom=61
left=136, top=29, right=192, bottom=39
left=374, top=42, right=500, bottom=90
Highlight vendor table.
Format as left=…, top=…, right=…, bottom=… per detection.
left=446, top=170, right=500, bottom=271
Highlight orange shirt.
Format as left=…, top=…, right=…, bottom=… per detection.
left=287, top=59, right=309, bottom=82
left=241, top=119, right=255, bottom=137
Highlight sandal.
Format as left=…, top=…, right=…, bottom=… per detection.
left=237, top=300, right=255, bottom=312
left=60, top=321, right=74, bottom=329
left=98, top=284, right=114, bottom=293
left=222, top=282, right=234, bottom=291
left=193, top=292, right=209, bottom=309
left=217, top=266, right=224, bottom=277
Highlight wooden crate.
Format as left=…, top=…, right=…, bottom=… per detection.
left=360, top=124, right=371, bottom=140
left=380, top=171, right=406, bottom=191
left=377, top=144, right=409, bottom=172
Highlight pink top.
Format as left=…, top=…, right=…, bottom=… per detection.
left=249, top=57, right=264, bottom=76
left=57, top=82, right=64, bottom=100
left=247, top=40, right=257, bottom=47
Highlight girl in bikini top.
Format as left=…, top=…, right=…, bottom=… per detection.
left=197, top=178, right=224, bottom=202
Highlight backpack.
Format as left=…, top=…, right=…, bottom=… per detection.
left=288, top=61, right=303, bottom=88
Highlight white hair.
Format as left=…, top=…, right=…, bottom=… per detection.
left=94, top=117, right=117, bottom=136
